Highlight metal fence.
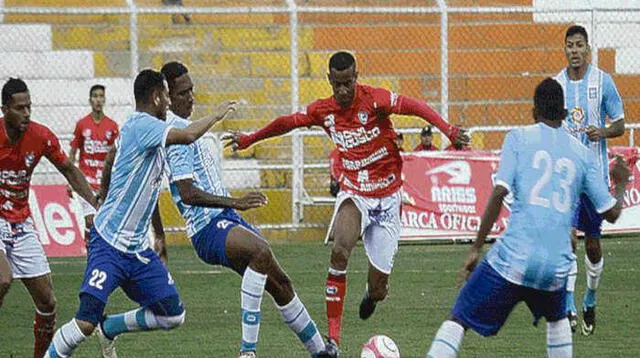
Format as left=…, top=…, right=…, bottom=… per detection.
left=1, top=2, right=639, bottom=231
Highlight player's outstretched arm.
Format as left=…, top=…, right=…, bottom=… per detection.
left=602, top=156, right=630, bottom=223
left=222, top=112, right=315, bottom=151
left=166, top=100, right=237, bottom=146
left=585, top=119, right=625, bottom=142
left=98, top=147, right=116, bottom=205
left=174, top=179, right=267, bottom=211
left=393, top=95, right=470, bottom=147
left=151, top=203, right=168, bottom=264
left=459, top=185, right=508, bottom=284
left=54, top=158, right=97, bottom=209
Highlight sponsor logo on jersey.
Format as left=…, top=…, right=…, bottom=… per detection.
left=357, top=111, right=368, bottom=125
left=570, top=107, right=585, bottom=124
left=105, top=130, right=113, bottom=140
left=82, top=129, right=92, bottom=137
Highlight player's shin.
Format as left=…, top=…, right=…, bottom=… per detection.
left=426, top=320, right=464, bottom=358
left=101, top=306, right=185, bottom=339
left=583, top=255, right=603, bottom=308
left=46, top=319, right=87, bottom=358
left=240, top=267, right=267, bottom=353
left=566, top=259, right=578, bottom=313
left=34, top=308, right=56, bottom=358
left=546, top=318, right=572, bottom=358
left=277, top=294, right=325, bottom=355
left=325, top=267, right=347, bottom=344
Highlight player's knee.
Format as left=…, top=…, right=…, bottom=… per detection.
left=156, top=310, right=186, bottom=330
left=35, top=292, right=57, bottom=313
left=331, top=244, right=352, bottom=265
left=585, top=240, right=601, bottom=262
left=250, top=240, right=273, bottom=270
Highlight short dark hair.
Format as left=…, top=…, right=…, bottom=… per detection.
left=134, top=69, right=165, bottom=103
left=329, top=51, right=356, bottom=72
left=565, top=25, right=588, bottom=43
left=534, top=78, right=566, bottom=121
left=2, top=78, right=28, bottom=106
left=90, top=84, right=105, bottom=97
left=160, top=61, right=189, bottom=92
left=421, top=126, right=433, bottom=136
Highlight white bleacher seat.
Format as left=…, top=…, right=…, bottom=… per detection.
left=0, top=51, right=94, bottom=79
left=0, top=24, right=52, bottom=51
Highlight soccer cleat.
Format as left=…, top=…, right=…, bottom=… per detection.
left=567, top=311, right=578, bottom=333
left=581, top=306, right=596, bottom=336
left=238, top=351, right=257, bottom=358
left=316, top=338, right=339, bottom=358
left=359, top=294, right=377, bottom=320
left=96, top=323, right=118, bottom=358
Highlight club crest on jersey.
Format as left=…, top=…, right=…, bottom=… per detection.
left=324, top=114, right=335, bottom=128
left=358, top=111, right=368, bottom=125
left=82, top=129, right=92, bottom=137
left=570, top=107, right=585, bottom=124
left=24, top=152, right=35, bottom=168
left=105, top=131, right=113, bottom=140
left=589, top=87, right=597, bottom=99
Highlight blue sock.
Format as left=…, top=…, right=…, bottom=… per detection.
left=566, top=291, right=577, bottom=313
left=583, top=289, right=597, bottom=308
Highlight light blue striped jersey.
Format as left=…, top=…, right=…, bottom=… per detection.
left=94, top=111, right=174, bottom=253
left=554, top=65, right=624, bottom=183
left=486, top=123, right=616, bottom=291
left=165, top=111, right=228, bottom=237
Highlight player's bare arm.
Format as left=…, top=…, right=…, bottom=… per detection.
left=585, top=119, right=625, bottom=142
left=166, top=100, right=237, bottom=146
left=151, top=203, right=168, bottom=264
left=98, top=146, right=116, bottom=204
left=603, top=155, right=631, bottom=223
left=174, top=179, right=267, bottom=211
left=54, top=158, right=97, bottom=209
left=459, top=185, right=509, bottom=284
left=222, top=112, right=315, bottom=151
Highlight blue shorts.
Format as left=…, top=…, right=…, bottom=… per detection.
left=572, top=193, right=604, bottom=238
left=79, top=228, right=179, bottom=307
left=451, top=260, right=566, bottom=337
left=191, top=209, right=262, bottom=273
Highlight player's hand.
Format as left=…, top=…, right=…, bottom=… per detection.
left=233, top=192, right=268, bottom=211
left=610, top=155, right=631, bottom=187
left=585, top=125, right=606, bottom=142
left=452, top=127, right=470, bottom=148
left=154, top=236, right=168, bottom=265
left=458, top=247, right=480, bottom=287
left=222, top=131, right=252, bottom=151
left=212, top=100, right=238, bottom=121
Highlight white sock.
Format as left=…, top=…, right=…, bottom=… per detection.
left=240, top=267, right=267, bottom=353
left=566, top=259, right=577, bottom=293
left=277, top=294, right=325, bottom=354
left=46, top=319, right=87, bottom=358
left=547, top=318, right=572, bottom=358
left=426, top=320, right=464, bottom=358
left=585, top=255, right=603, bottom=291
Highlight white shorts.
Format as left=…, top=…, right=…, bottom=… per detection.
left=325, top=190, right=402, bottom=274
left=0, top=218, right=51, bottom=279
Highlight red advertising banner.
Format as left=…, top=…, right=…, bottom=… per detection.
left=28, top=185, right=87, bottom=257
left=400, top=147, right=640, bottom=241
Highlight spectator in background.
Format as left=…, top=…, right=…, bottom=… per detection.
left=163, top=0, right=192, bottom=24
left=68, top=84, right=119, bottom=240
left=394, top=131, right=405, bottom=152
left=414, top=126, right=438, bottom=151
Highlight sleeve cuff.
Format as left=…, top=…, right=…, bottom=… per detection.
left=170, top=173, right=193, bottom=183
left=161, top=125, right=175, bottom=148
left=494, top=179, right=511, bottom=193
left=596, top=197, right=617, bottom=214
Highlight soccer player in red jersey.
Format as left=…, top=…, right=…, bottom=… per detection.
left=0, top=78, right=97, bottom=358
left=225, top=52, right=469, bottom=347
left=68, top=84, right=119, bottom=236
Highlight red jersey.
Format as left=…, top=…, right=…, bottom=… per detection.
left=0, top=119, right=67, bottom=222
left=413, top=143, right=438, bottom=151
left=240, top=84, right=459, bottom=198
left=70, top=114, right=119, bottom=190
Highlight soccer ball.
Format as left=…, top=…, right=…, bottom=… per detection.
left=360, top=335, right=400, bottom=358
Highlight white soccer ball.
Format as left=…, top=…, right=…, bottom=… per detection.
left=360, top=335, right=400, bottom=358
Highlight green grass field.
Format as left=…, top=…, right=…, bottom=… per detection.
left=2, top=237, right=639, bottom=357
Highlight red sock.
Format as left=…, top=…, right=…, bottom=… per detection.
left=326, top=272, right=347, bottom=345
left=33, top=310, right=56, bottom=358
